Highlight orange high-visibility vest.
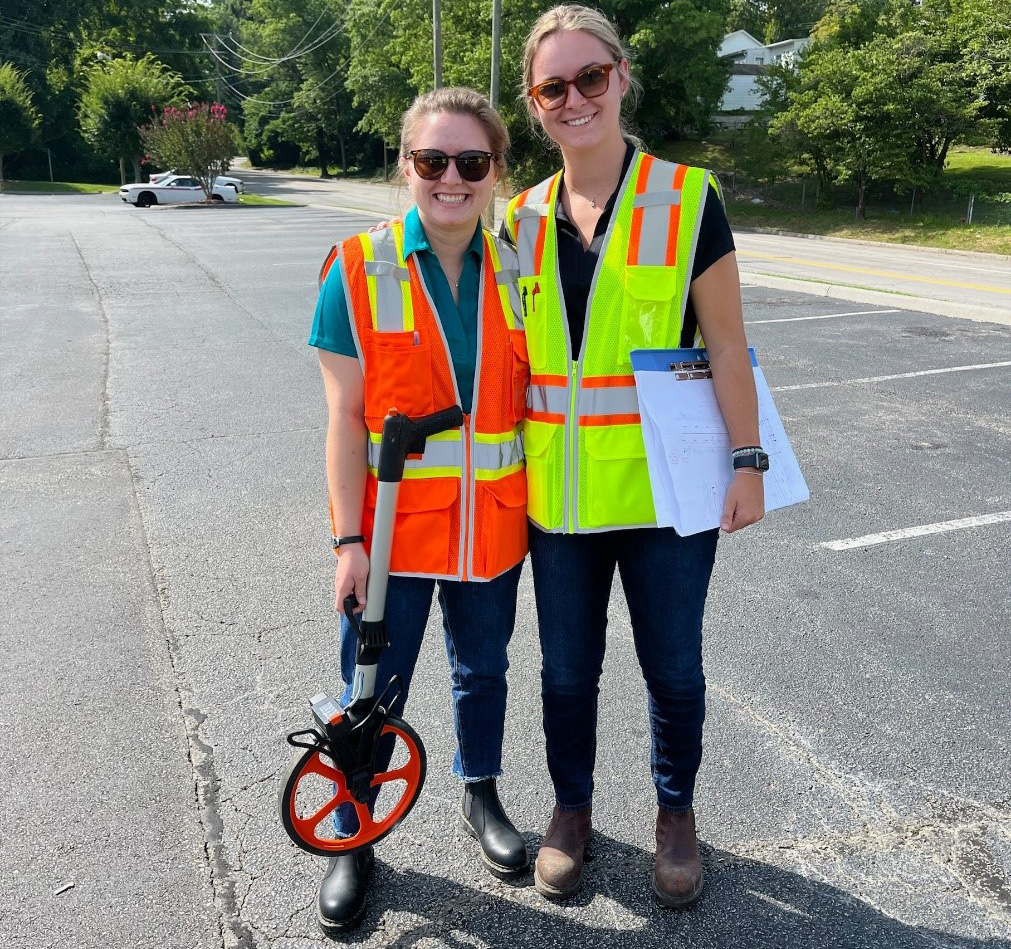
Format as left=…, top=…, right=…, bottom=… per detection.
left=332, top=223, right=529, bottom=580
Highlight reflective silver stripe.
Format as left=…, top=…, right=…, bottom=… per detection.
left=530, top=384, right=569, bottom=415
left=364, top=260, right=410, bottom=281
left=368, top=232, right=409, bottom=332
left=633, top=190, right=682, bottom=209
left=513, top=180, right=554, bottom=272
left=473, top=436, right=523, bottom=471
left=578, top=386, right=641, bottom=416
left=635, top=162, right=680, bottom=266
left=678, top=169, right=710, bottom=321
left=367, top=437, right=464, bottom=470
left=514, top=203, right=549, bottom=221
left=495, top=268, right=520, bottom=285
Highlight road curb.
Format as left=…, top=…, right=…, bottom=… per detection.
left=738, top=270, right=1011, bottom=328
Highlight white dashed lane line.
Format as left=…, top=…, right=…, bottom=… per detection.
left=746, top=308, right=902, bottom=325
left=821, top=512, right=1011, bottom=551
left=771, top=360, right=1011, bottom=392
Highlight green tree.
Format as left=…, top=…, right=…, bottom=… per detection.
left=79, top=54, right=190, bottom=184
left=141, top=102, right=239, bottom=197
left=0, top=63, right=41, bottom=184
left=622, top=0, right=731, bottom=140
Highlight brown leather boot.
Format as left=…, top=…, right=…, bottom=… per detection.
left=533, top=806, right=591, bottom=899
left=652, top=808, right=703, bottom=908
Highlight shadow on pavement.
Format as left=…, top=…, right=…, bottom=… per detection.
left=344, top=832, right=1009, bottom=949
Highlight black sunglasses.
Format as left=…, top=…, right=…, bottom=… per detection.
left=528, top=61, right=620, bottom=110
left=407, top=149, right=498, bottom=182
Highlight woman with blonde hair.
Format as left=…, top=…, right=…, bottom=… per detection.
left=309, top=86, right=530, bottom=934
left=504, top=5, right=766, bottom=907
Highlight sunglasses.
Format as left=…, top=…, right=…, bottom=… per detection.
left=407, top=149, right=498, bottom=182
left=528, top=61, right=620, bottom=110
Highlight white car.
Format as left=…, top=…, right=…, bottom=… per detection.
left=148, top=169, right=244, bottom=193
left=120, top=174, right=240, bottom=207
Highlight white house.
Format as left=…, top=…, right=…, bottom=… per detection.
left=716, top=30, right=810, bottom=126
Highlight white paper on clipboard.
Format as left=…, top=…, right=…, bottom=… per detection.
left=631, top=348, right=809, bottom=535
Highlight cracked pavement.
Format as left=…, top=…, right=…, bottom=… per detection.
left=1, top=192, right=1009, bottom=949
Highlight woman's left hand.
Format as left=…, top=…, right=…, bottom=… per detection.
left=720, top=471, right=766, bottom=533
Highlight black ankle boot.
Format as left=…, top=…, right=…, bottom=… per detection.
left=317, top=847, right=374, bottom=936
left=460, top=779, right=529, bottom=879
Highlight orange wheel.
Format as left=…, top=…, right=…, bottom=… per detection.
left=279, top=717, right=426, bottom=856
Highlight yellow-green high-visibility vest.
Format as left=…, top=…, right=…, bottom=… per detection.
left=505, top=152, right=720, bottom=533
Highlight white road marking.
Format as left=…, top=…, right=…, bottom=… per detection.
left=822, top=512, right=1011, bottom=551
left=747, top=309, right=902, bottom=324
left=772, top=360, right=1011, bottom=391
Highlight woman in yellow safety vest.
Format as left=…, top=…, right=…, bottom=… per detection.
left=504, top=5, right=766, bottom=908
left=308, top=87, right=530, bottom=935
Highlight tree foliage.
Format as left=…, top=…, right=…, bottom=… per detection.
left=79, top=54, right=190, bottom=183
left=141, top=102, right=239, bottom=196
left=765, top=0, right=1007, bottom=215
left=0, top=62, right=41, bottom=182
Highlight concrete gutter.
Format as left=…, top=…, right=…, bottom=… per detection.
left=737, top=269, right=1011, bottom=328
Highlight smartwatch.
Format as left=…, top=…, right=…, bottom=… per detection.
left=732, top=449, right=770, bottom=472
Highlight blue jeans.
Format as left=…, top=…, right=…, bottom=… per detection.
left=529, top=526, right=719, bottom=814
left=333, top=563, right=522, bottom=836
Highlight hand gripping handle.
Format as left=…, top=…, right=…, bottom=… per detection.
left=376, top=406, right=464, bottom=483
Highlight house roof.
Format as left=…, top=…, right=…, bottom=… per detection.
left=731, top=64, right=767, bottom=76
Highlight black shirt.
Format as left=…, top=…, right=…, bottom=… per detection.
left=502, top=144, right=735, bottom=356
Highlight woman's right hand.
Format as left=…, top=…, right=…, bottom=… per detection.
left=367, top=217, right=401, bottom=233
left=335, top=545, right=370, bottom=613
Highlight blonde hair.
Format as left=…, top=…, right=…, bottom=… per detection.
left=521, top=5, right=642, bottom=135
left=399, top=86, right=510, bottom=192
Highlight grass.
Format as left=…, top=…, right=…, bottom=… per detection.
left=239, top=193, right=301, bottom=207
left=944, top=146, right=1011, bottom=192
left=0, top=180, right=119, bottom=194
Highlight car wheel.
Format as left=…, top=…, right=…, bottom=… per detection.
left=137, top=192, right=157, bottom=208
left=211, top=194, right=224, bottom=202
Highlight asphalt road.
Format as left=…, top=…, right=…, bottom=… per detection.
left=1, top=191, right=1010, bottom=949
left=235, top=166, right=1011, bottom=326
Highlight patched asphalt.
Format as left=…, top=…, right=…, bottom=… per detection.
left=1, top=193, right=1009, bottom=949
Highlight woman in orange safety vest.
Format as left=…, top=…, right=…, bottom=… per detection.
left=308, top=87, right=530, bottom=935
left=508, top=5, right=766, bottom=908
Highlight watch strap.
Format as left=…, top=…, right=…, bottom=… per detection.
left=331, top=534, right=366, bottom=553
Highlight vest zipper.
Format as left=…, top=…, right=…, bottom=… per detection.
left=567, top=359, right=579, bottom=531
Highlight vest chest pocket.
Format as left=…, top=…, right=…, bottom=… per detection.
left=621, top=265, right=681, bottom=363
left=362, top=329, right=436, bottom=424
left=518, top=275, right=549, bottom=372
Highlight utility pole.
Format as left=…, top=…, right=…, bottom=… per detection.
left=433, top=0, right=443, bottom=89
left=214, top=33, right=224, bottom=104
left=483, top=0, right=502, bottom=229
left=490, top=0, right=501, bottom=109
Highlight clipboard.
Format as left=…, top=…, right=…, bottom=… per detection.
left=630, top=348, right=809, bottom=535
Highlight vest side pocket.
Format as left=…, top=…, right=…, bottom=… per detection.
left=620, top=265, right=680, bottom=365
left=523, top=419, right=564, bottom=529
left=473, top=469, right=528, bottom=578
left=362, top=329, right=436, bottom=424
left=384, top=476, right=459, bottom=576
left=581, top=424, right=656, bottom=528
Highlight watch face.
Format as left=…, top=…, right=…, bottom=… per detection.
left=758, top=452, right=770, bottom=471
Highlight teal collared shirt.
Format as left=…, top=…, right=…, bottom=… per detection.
left=309, top=206, right=485, bottom=414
